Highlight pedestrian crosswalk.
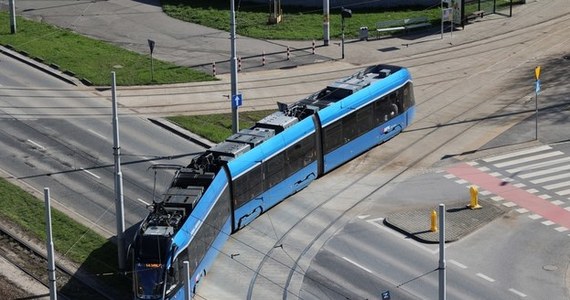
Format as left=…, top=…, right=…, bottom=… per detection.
left=477, top=145, right=570, bottom=199
left=445, top=144, right=570, bottom=235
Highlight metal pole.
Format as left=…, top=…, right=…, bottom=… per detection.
left=230, top=0, right=239, bottom=133
left=438, top=203, right=446, bottom=300
left=323, top=0, right=330, bottom=46
left=9, top=0, right=16, bottom=34
left=44, top=188, right=58, bottom=300
left=150, top=52, right=154, bottom=82
left=112, top=72, right=126, bottom=271
left=341, top=16, right=345, bottom=59
left=441, top=0, right=444, bottom=39
left=535, top=85, right=538, bottom=140
left=184, top=261, right=191, bottom=300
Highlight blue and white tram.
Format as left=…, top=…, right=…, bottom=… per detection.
left=131, top=64, right=415, bottom=299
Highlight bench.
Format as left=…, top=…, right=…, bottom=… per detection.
left=376, top=16, right=431, bottom=38
left=376, top=20, right=406, bottom=38
left=467, top=10, right=485, bottom=21
left=403, top=16, right=431, bottom=30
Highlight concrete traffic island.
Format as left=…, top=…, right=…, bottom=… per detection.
left=384, top=198, right=507, bottom=243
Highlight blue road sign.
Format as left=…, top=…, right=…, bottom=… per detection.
left=381, top=290, right=391, bottom=299
left=535, top=80, right=541, bottom=94
left=232, top=93, right=243, bottom=108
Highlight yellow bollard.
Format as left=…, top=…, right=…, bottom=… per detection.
left=468, top=185, right=482, bottom=209
left=430, top=209, right=438, bottom=232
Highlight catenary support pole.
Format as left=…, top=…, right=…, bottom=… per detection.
left=439, top=203, right=446, bottom=300
left=9, top=0, right=17, bottom=34
left=230, top=0, right=239, bottom=133
left=44, top=188, right=58, bottom=300
left=184, top=261, right=190, bottom=300
left=323, top=0, right=329, bottom=46
left=112, top=72, right=126, bottom=271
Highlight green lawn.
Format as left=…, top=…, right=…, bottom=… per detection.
left=0, top=12, right=214, bottom=86
left=168, top=110, right=276, bottom=143
left=162, top=0, right=442, bottom=40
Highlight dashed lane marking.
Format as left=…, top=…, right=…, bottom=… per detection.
left=27, top=139, right=46, bottom=150
left=476, top=273, right=496, bottom=282
left=448, top=259, right=467, bottom=269
left=342, top=256, right=373, bottom=273
left=81, top=168, right=101, bottom=179
left=508, top=288, right=527, bottom=297
left=137, top=198, right=150, bottom=206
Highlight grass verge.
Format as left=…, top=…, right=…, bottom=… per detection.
left=0, top=12, right=214, bottom=86
left=0, top=177, right=130, bottom=296
left=168, top=109, right=276, bottom=143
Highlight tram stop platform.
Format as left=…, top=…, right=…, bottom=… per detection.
left=384, top=198, right=507, bottom=243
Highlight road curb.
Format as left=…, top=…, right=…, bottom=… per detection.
left=0, top=45, right=82, bottom=86
left=148, top=118, right=215, bottom=149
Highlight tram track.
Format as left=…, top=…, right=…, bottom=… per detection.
left=244, top=10, right=570, bottom=300
left=0, top=220, right=113, bottom=299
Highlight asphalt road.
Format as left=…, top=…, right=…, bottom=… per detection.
left=198, top=7, right=570, bottom=300
left=0, top=53, right=205, bottom=237
left=2, top=0, right=569, bottom=299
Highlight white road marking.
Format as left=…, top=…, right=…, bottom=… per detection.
left=530, top=172, right=570, bottom=184
left=137, top=198, right=150, bottom=206
left=556, top=189, right=570, bottom=196
left=27, top=139, right=46, bottom=150
left=476, top=273, right=495, bottom=282
left=528, top=214, right=542, bottom=220
left=357, top=215, right=370, bottom=219
left=81, top=168, right=101, bottom=179
left=87, top=129, right=107, bottom=140
left=507, top=156, right=570, bottom=174
left=342, top=256, right=372, bottom=273
left=448, top=259, right=467, bottom=269
left=483, top=145, right=552, bottom=163
left=508, top=288, right=527, bottom=297
left=493, top=151, right=563, bottom=168
left=544, top=181, right=570, bottom=190
left=519, top=164, right=570, bottom=179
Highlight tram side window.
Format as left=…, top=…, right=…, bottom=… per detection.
left=343, top=112, right=358, bottom=142
left=233, top=165, right=264, bottom=207
left=186, top=186, right=231, bottom=278
left=286, top=135, right=316, bottom=175
left=403, top=83, right=415, bottom=110
left=373, top=98, right=392, bottom=123
left=356, top=104, right=374, bottom=136
left=323, top=122, right=343, bottom=153
left=265, top=152, right=286, bottom=190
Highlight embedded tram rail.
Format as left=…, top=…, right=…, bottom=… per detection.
left=0, top=222, right=112, bottom=299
